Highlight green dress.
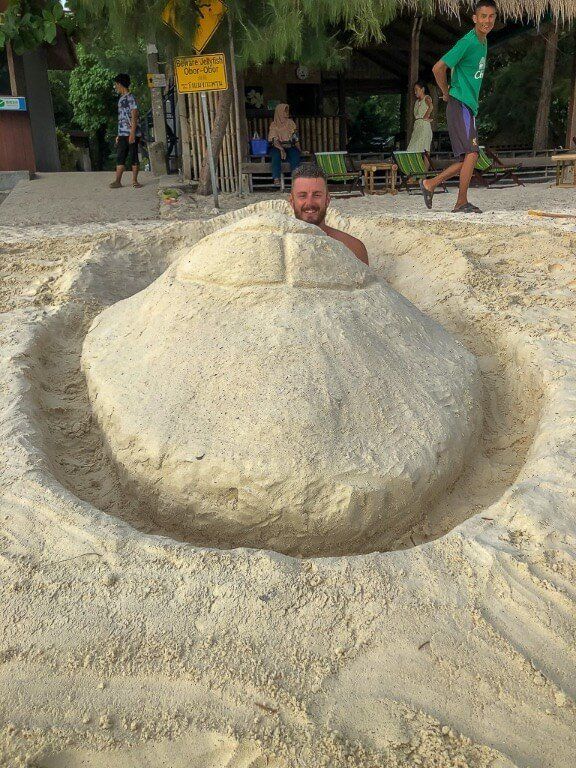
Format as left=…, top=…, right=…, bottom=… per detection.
left=407, top=98, right=433, bottom=152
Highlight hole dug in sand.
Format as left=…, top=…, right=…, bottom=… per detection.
left=30, top=210, right=535, bottom=558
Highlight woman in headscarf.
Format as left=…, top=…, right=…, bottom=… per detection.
left=268, top=103, right=302, bottom=186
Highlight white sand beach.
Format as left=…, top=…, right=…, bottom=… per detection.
left=1, top=178, right=575, bottom=767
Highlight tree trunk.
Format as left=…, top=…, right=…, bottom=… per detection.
left=430, top=82, right=439, bottom=133
left=91, top=125, right=107, bottom=171
left=533, top=25, right=559, bottom=151
left=566, top=29, right=576, bottom=149
left=197, top=85, right=234, bottom=195
left=406, top=15, right=423, bottom=141
left=337, top=74, right=347, bottom=149
left=235, top=67, right=249, bottom=161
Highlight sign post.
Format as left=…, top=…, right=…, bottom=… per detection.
left=174, top=53, right=229, bottom=209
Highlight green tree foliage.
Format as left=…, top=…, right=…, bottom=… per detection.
left=347, top=94, right=401, bottom=150
left=56, top=127, right=79, bottom=171
left=68, top=46, right=117, bottom=135
left=69, top=0, right=433, bottom=69
left=0, top=1, right=75, bottom=54
left=479, top=29, right=572, bottom=147
left=49, top=70, right=75, bottom=133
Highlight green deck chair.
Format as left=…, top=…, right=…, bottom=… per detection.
left=392, top=150, right=447, bottom=194
left=474, top=147, right=523, bottom=187
left=314, top=151, right=364, bottom=196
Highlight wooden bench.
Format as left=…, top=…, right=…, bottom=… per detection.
left=242, top=153, right=312, bottom=193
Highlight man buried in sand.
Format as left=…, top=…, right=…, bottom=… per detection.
left=289, top=163, right=369, bottom=265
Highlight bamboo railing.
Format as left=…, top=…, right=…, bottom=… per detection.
left=248, top=116, right=342, bottom=153
left=181, top=101, right=341, bottom=189
left=184, top=91, right=240, bottom=193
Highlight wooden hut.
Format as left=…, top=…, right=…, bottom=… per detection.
left=0, top=4, right=77, bottom=176
left=178, top=0, right=576, bottom=189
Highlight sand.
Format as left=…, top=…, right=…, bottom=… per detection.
left=81, top=213, right=480, bottom=557
left=0, top=183, right=575, bottom=767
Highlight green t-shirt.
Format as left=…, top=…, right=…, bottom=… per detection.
left=442, top=29, right=487, bottom=115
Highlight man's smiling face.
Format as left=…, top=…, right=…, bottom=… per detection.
left=290, top=177, right=331, bottom=226
left=473, top=4, right=496, bottom=36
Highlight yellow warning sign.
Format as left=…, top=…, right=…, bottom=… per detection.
left=193, top=0, right=227, bottom=53
left=174, top=53, right=228, bottom=94
left=162, top=1, right=227, bottom=54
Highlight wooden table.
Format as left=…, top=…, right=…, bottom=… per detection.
left=551, top=153, right=576, bottom=188
left=361, top=162, right=398, bottom=195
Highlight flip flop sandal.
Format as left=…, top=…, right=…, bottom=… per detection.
left=109, top=181, right=122, bottom=189
left=419, top=179, right=433, bottom=209
left=133, top=182, right=143, bottom=188
left=452, top=202, right=482, bottom=214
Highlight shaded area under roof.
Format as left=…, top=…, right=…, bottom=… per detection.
left=323, top=12, right=540, bottom=94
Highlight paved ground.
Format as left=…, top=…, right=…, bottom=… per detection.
left=0, top=172, right=159, bottom=226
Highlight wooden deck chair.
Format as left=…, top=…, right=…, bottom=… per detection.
left=473, top=147, right=524, bottom=187
left=392, top=150, right=447, bottom=194
left=314, top=151, right=364, bottom=196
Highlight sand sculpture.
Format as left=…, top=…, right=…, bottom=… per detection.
left=81, top=213, right=481, bottom=555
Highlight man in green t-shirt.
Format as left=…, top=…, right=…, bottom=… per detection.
left=420, top=0, right=497, bottom=213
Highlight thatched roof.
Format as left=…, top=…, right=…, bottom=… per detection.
left=434, top=0, right=575, bottom=22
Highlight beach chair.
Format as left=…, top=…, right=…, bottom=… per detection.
left=392, top=150, right=446, bottom=194
left=314, top=151, right=364, bottom=196
left=473, top=147, right=523, bottom=187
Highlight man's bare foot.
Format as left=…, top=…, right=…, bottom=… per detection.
left=109, top=181, right=122, bottom=189
left=133, top=181, right=143, bottom=188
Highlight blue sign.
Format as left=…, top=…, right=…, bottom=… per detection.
left=0, top=96, right=27, bottom=112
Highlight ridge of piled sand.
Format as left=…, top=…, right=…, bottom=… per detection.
left=0, top=200, right=575, bottom=767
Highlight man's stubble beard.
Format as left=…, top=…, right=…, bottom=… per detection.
left=294, top=206, right=328, bottom=227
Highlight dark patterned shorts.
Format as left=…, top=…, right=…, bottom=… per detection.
left=116, top=136, right=140, bottom=167
left=446, top=97, right=479, bottom=158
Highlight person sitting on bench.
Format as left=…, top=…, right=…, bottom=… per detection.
left=268, top=103, right=302, bottom=187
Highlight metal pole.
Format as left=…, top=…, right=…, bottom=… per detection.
left=201, top=91, right=219, bottom=209
left=227, top=14, right=244, bottom=197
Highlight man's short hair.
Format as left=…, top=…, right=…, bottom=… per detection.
left=114, top=73, right=131, bottom=88
left=292, top=163, right=327, bottom=184
left=474, top=0, right=497, bottom=11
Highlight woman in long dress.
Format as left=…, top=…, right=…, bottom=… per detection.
left=407, top=81, right=434, bottom=153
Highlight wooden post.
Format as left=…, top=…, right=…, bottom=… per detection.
left=235, top=67, right=249, bottom=162
left=566, top=29, right=576, bottom=148
left=429, top=83, right=439, bottom=133
left=533, top=25, right=559, bottom=151
left=146, top=40, right=167, bottom=175
left=337, top=74, right=347, bottom=149
left=406, top=15, right=423, bottom=142
left=6, top=43, right=26, bottom=95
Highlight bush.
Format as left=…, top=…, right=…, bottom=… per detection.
left=56, top=128, right=79, bottom=171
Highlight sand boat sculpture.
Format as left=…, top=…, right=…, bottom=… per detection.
left=81, top=213, right=481, bottom=556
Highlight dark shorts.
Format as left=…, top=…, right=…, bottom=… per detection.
left=446, top=97, right=479, bottom=158
left=116, top=136, right=140, bottom=167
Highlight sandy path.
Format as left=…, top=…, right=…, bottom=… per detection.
left=0, top=196, right=575, bottom=767
left=0, top=172, right=159, bottom=227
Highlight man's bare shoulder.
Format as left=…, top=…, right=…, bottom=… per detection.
left=322, top=225, right=369, bottom=266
